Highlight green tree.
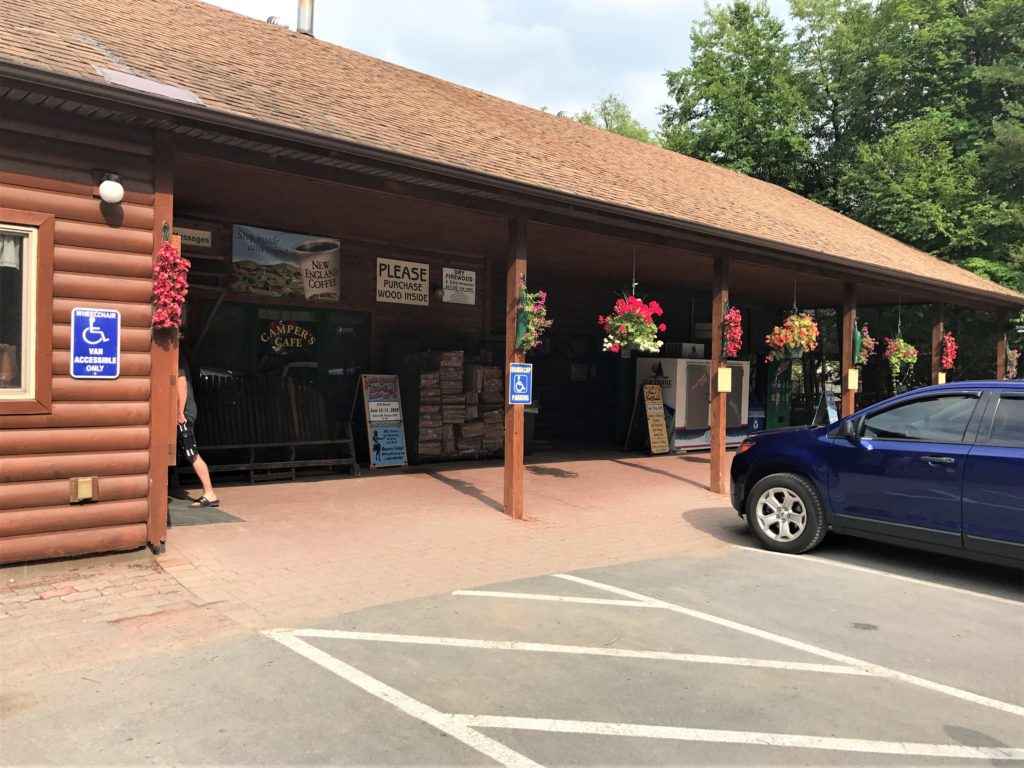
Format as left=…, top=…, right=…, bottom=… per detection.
left=575, top=94, right=656, bottom=144
left=660, top=0, right=811, bottom=191
left=838, top=110, right=1019, bottom=285
left=790, top=0, right=873, bottom=205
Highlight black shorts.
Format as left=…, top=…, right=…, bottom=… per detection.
left=177, top=420, right=198, bottom=460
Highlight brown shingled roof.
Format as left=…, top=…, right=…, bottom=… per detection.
left=2, top=0, right=1021, bottom=305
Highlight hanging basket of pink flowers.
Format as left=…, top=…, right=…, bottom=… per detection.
left=598, top=295, right=666, bottom=354
left=854, top=323, right=877, bottom=367
left=1007, top=349, right=1020, bottom=380
left=152, top=223, right=190, bottom=329
left=514, top=279, right=553, bottom=353
left=765, top=310, right=818, bottom=361
left=722, top=304, right=743, bottom=358
left=884, top=336, right=918, bottom=394
left=940, top=331, right=957, bottom=371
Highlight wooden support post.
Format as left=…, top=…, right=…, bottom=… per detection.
left=147, top=130, right=176, bottom=554
left=996, top=309, right=1007, bottom=380
left=931, top=303, right=944, bottom=385
left=841, top=284, right=857, bottom=418
left=709, top=257, right=729, bottom=495
left=503, top=216, right=527, bottom=519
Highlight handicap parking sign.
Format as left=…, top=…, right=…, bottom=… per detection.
left=508, top=362, right=532, bottom=405
left=70, top=307, right=120, bottom=379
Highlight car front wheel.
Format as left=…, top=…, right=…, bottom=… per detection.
left=745, top=473, right=827, bottom=554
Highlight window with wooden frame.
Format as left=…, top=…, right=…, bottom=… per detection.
left=0, top=209, right=54, bottom=415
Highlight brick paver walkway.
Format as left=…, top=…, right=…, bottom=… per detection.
left=2, top=453, right=736, bottom=678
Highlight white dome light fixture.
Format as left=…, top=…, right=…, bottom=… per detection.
left=98, top=173, right=124, bottom=204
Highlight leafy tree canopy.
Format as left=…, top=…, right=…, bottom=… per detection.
left=574, top=94, right=657, bottom=144
left=660, top=0, right=812, bottom=191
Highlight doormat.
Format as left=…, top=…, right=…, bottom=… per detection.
left=167, top=497, right=244, bottom=527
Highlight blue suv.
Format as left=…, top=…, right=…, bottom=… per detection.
left=730, top=381, right=1024, bottom=567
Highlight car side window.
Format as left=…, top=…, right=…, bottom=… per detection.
left=987, top=396, right=1024, bottom=448
left=861, top=395, right=978, bottom=443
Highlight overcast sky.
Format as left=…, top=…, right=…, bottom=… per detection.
left=205, top=0, right=790, bottom=130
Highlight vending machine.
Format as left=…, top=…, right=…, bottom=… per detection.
left=635, top=358, right=751, bottom=450
left=764, top=359, right=793, bottom=430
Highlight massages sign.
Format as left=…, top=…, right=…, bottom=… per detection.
left=232, top=225, right=341, bottom=301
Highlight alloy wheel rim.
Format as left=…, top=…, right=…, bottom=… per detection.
left=754, top=487, right=807, bottom=542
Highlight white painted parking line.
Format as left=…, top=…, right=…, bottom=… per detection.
left=264, top=629, right=542, bottom=768
left=452, top=589, right=655, bottom=608
left=290, top=629, right=873, bottom=675
left=267, top=625, right=1024, bottom=765
left=734, top=545, right=1024, bottom=607
left=456, top=715, right=1024, bottom=762
left=552, top=573, right=1024, bottom=719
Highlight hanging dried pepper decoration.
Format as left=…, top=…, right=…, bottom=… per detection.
left=151, top=222, right=190, bottom=329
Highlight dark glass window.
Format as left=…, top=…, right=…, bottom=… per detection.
left=862, top=395, right=978, bottom=443
left=0, top=230, right=28, bottom=393
left=989, top=397, right=1024, bottom=448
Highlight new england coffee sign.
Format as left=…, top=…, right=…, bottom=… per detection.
left=232, top=225, right=341, bottom=301
left=376, top=258, right=429, bottom=306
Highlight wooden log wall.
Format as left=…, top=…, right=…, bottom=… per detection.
left=0, top=105, right=158, bottom=564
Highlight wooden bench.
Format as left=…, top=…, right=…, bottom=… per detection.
left=176, top=376, right=359, bottom=484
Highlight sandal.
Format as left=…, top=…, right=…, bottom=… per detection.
left=190, top=496, right=220, bottom=508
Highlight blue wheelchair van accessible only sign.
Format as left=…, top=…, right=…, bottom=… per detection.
left=508, top=362, right=533, bottom=405
left=70, top=307, right=121, bottom=379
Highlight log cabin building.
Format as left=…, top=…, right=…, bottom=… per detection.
left=1, top=0, right=1021, bottom=565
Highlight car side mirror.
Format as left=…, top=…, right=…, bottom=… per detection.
left=832, top=418, right=860, bottom=441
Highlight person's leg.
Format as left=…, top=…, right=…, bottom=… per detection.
left=188, top=453, right=218, bottom=504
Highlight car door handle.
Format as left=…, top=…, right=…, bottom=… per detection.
left=920, top=455, right=956, bottom=465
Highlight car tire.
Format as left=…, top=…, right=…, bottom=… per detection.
left=745, top=473, right=827, bottom=554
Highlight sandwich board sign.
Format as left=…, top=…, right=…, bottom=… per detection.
left=70, top=307, right=120, bottom=379
left=359, top=374, right=408, bottom=468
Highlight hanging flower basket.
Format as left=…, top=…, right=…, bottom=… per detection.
left=765, top=311, right=818, bottom=362
left=884, top=336, right=919, bottom=394
left=940, top=331, right=957, bottom=371
left=514, top=279, right=552, bottom=353
left=1007, top=349, right=1020, bottom=380
left=722, top=305, right=743, bottom=358
left=855, top=324, right=877, bottom=367
left=598, top=295, right=666, bottom=354
left=151, top=224, right=190, bottom=329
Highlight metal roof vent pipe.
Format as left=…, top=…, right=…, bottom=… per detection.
left=297, top=0, right=314, bottom=37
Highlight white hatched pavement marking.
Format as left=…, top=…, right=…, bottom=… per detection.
left=290, top=629, right=873, bottom=675
left=452, top=589, right=656, bottom=608
left=736, top=545, right=1024, bottom=607
left=455, top=715, right=1024, bottom=761
left=263, top=629, right=542, bottom=768
left=552, top=573, right=1024, bottom=719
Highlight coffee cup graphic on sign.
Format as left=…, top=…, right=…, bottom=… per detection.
left=294, top=238, right=341, bottom=301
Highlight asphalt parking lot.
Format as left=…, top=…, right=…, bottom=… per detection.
left=7, top=539, right=1020, bottom=767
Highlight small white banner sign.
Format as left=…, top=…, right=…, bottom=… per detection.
left=442, top=268, right=475, bottom=305
left=376, top=258, right=429, bottom=306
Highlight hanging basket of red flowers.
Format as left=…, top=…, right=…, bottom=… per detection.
left=722, top=305, right=743, bottom=358
left=884, top=336, right=919, bottom=394
left=940, top=331, right=957, bottom=371
left=598, top=295, right=666, bottom=354
left=151, top=223, right=190, bottom=329
left=765, top=311, right=818, bottom=361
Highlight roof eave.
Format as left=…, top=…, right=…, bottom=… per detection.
left=2, top=61, right=1021, bottom=311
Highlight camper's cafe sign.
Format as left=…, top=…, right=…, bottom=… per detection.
left=232, top=225, right=341, bottom=301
